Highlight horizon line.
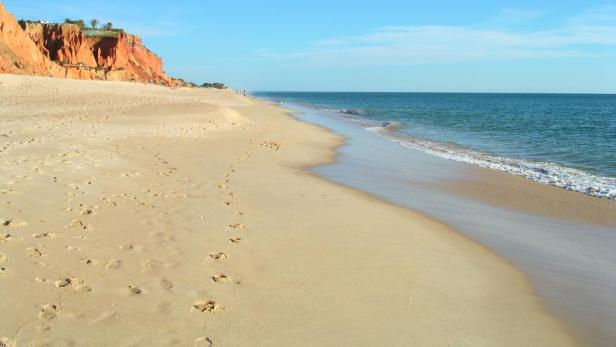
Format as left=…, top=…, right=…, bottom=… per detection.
left=251, top=90, right=616, bottom=95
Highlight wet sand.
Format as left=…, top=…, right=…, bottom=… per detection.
left=439, top=165, right=616, bottom=228
left=0, top=74, right=581, bottom=346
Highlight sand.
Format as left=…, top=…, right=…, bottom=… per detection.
left=0, top=74, right=583, bottom=346
left=439, top=166, right=616, bottom=228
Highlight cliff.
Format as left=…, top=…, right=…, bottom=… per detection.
left=0, top=3, right=63, bottom=76
left=0, top=2, right=174, bottom=85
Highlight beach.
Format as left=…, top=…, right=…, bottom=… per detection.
left=0, top=75, right=585, bottom=346
left=282, top=102, right=616, bottom=347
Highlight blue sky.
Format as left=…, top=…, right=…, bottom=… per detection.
left=4, top=0, right=616, bottom=92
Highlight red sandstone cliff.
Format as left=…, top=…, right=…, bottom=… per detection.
left=0, top=3, right=63, bottom=76
left=0, top=2, right=174, bottom=85
left=91, top=32, right=171, bottom=85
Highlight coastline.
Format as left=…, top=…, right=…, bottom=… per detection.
left=255, top=92, right=616, bottom=202
left=274, top=100, right=616, bottom=227
left=277, top=102, right=616, bottom=347
left=0, top=75, right=582, bottom=346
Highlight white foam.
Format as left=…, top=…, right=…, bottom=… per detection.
left=366, top=126, right=616, bottom=200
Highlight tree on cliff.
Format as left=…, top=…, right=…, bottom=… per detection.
left=64, top=18, right=85, bottom=28
left=90, top=19, right=99, bottom=29
left=104, top=22, right=113, bottom=31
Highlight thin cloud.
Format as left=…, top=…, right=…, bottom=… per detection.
left=118, top=21, right=190, bottom=38
left=568, top=4, right=616, bottom=25
left=260, top=7, right=616, bottom=68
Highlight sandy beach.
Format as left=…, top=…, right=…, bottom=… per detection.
left=0, top=75, right=583, bottom=346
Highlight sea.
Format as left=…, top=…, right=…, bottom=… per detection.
left=255, top=92, right=616, bottom=199
left=254, top=91, right=616, bottom=347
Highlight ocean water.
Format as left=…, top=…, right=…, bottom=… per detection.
left=255, top=92, right=616, bottom=199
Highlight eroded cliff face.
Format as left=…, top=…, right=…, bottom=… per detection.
left=0, top=3, right=62, bottom=76
left=90, top=33, right=171, bottom=85
left=24, top=22, right=98, bottom=67
left=0, top=2, right=174, bottom=85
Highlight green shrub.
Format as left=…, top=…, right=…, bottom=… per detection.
left=64, top=18, right=85, bottom=28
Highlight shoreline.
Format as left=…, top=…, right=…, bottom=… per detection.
left=271, top=99, right=616, bottom=227
left=278, top=101, right=615, bottom=347
left=0, top=75, right=583, bottom=346
left=255, top=94, right=615, bottom=202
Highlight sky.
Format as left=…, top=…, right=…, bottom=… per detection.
left=4, top=0, right=616, bottom=93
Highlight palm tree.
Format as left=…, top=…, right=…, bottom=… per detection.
left=90, top=18, right=99, bottom=29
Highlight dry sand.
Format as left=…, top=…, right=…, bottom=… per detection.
left=0, top=75, right=583, bottom=346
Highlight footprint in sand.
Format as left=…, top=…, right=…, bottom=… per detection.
left=0, top=267, right=6, bottom=276
left=55, top=277, right=91, bottom=291
left=194, top=336, right=214, bottom=347
left=192, top=300, right=223, bottom=313
left=160, top=278, right=174, bottom=290
left=149, top=231, right=176, bottom=243
left=211, top=274, right=229, bottom=283
left=33, top=232, right=57, bottom=239
left=38, top=304, right=58, bottom=320
left=223, top=201, right=232, bottom=206
left=36, top=324, right=51, bottom=332
left=208, top=252, right=228, bottom=260
left=120, top=244, right=135, bottom=251
left=229, top=237, right=242, bottom=244
left=106, top=259, right=122, bottom=270
left=27, top=247, right=43, bottom=257
left=79, top=207, right=97, bottom=216
left=228, top=223, right=246, bottom=230
left=261, top=141, right=282, bottom=151
left=67, top=219, right=92, bottom=231
left=142, top=259, right=165, bottom=273
left=0, top=337, right=15, bottom=347
left=126, top=285, right=142, bottom=295
left=101, top=196, right=118, bottom=207
left=0, top=253, right=7, bottom=264
left=80, top=258, right=98, bottom=265
left=1, top=219, right=26, bottom=228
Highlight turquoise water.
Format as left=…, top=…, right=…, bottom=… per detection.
left=255, top=92, right=616, bottom=199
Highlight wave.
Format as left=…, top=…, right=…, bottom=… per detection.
left=339, top=108, right=366, bottom=116
left=366, top=125, right=616, bottom=200
left=380, top=120, right=403, bottom=131
left=268, top=99, right=616, bottom=200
